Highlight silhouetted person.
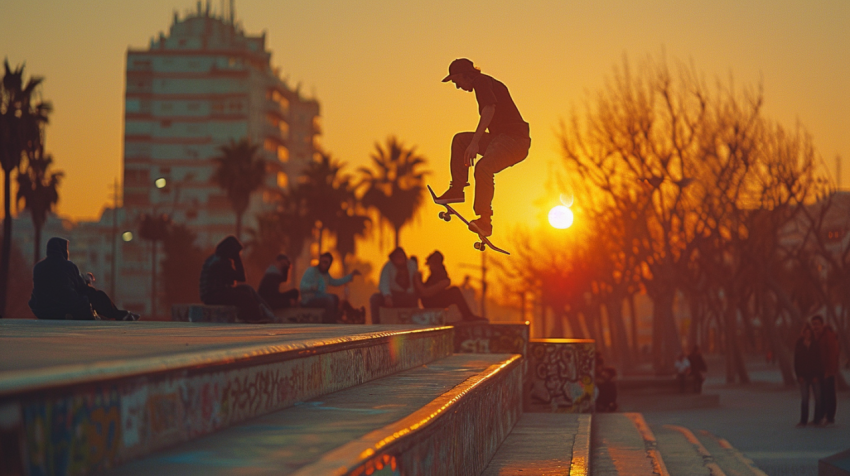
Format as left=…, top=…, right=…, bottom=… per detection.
left=258, top=254, right=299, bottom=310
left=300, top=252, right=359, bottom=323
left=794, top=323, right=823, bottom=427
left=674, top=353, right=691, bottom=393
left=370, top=247, right=419, bottom=324
left=29, top=237, right=139, bottom=321
left=417, top=250, right=485, bottom=322
left=200, top=235, right=273, bottom=322
left=435, top=58, right=531, bottom=237
left=595, top=352, right=618, bottom=412
left=811, top=315, right=840, bottom=425
left=688, top=346, right=708, bottom=393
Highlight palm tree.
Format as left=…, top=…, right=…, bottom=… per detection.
left=0, top=60, right=50, bottom=315
left=212, top=138, right=266, bottom=240
left=297, top=152, right=360, bottom=253
left=17, top=153, right=63, bottom=264
left=358, top=136, right=429, bottom=249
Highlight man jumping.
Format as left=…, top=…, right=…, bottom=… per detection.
left=436, top=58, right=530, bottom=237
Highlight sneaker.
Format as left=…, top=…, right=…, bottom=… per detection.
left=119, top=311, right=140, bottom=321
left=435, top=185, right=465, bottom=204
left=469, top=216, right=492, bottom=237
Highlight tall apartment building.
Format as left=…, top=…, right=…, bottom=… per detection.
left=118, top=5, right=320, bottom=315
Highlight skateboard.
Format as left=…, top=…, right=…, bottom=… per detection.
left=427, top=185, right=510, bottom=255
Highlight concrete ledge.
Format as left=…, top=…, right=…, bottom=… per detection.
left=525, top=338, right=596, bottom=413
left=619, top=393, right=720, bottom=412
left=453, top=322, right=530, bottom=356
left=171, top=304, right=238, bottom=323
left=0, top=322, right=454, bottom=475
left=293, top=354, right=523, bottom=476
left=379, top=307, right=446, bottom=325
left=272, top=307, right=324, bottom=324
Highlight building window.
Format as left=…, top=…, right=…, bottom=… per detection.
left=264, top=139, right=277, bottom=153
left=160, top=120, right=172, bottom=128
left=188, top=102, right=200, bottom=112
left=277, top=146, right=288, bottom=162
left=161, top=102, right=173, bottom=112
left=277, top=172, right=288, bottom=188
left=279, top=121, right=289, bottom=139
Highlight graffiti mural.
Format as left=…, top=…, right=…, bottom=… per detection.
left=378, top=308, right=447, bottom=325
left=524, top=339, right=595, bottom=413
left=10, top=328, right=453, bottom=475
left=453, top=323, right=529, bottom=356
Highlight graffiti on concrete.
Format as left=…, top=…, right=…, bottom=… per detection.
left=525, top=339, right=595, bottom=413
left=454, top=323, right=529, bottom=356
left=16, top=330, right=453, bottom=475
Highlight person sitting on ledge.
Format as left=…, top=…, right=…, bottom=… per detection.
left=200, top=235, right=274, bottom=323
left=29, top=237, right=139, bottom=321
left=370, top=247, right=419, bottom=324
left=300, top=252, right=360, bottom=323
left=258, top=254, right=299, bottom=310
left=417, top=250, right=486, bottom=323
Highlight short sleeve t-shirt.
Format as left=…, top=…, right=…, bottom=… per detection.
left=472, top=73, right=529, bottom=139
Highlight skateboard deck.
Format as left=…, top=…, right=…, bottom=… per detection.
left=427, top=185, right=510, bottom=255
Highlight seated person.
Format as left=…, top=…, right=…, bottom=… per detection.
left=200, top=235, right=273, bottom=322
left=300, top=252, right=360, bottom=323
left=417, top=250, right=485, bottom=323
left=370, top=247, right=419, bottom=324
left=29, top=237, right=139, bottom=321
left=258, top=254, right=299, bottom=310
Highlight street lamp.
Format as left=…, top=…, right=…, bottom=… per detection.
left=155, top=177, right=167, bottom=189
left=122, top=231, right=134, bottom=242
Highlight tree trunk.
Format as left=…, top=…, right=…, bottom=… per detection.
left=651, top=290, right=680, bottom=374
left=34, top=223, right=42, bottom=265
left=628, top=293, right=639, bottom=360
left=606, top=298, right=634, bottom=371
left=0, top=170, right=12, bottom=317
left=394, top=224, right=401, bottom=249
left=761, top=292, right=796, bottom=387
left=235, top=211, right=242, bottom=241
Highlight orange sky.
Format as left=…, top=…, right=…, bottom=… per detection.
left=1, top=0, right=848, bottom=294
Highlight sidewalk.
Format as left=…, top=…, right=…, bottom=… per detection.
left=640, top=358, right=850, bottom=476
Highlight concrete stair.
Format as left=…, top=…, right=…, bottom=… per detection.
left=588, top=413, right=768, bottom=476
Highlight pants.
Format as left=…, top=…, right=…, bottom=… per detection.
left=420, top=286, right=475, bottom=319
left=800, top=377, right=823, bottom=424
left=261, top=289, right=299, bottom=310
left=83, top=286, right=126, bottom=320
left=821, top=376, right=837, bottom=423
left=692, top=371, right=705, bottom=393
left=206, top=284, right=270, bottom=322
left=303, top=294, right=341, bottom=323
left=450, top=132, right=530, bottom=217
left=677, top=373, right=688, bottom=393
left=370, top=292, right=419, bottom=324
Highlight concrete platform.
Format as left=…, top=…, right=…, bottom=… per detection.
left=0, top=320, right=454, bottom=475
left=104, top=353, right=522, bottom=475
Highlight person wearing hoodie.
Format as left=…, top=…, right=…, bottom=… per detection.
left=417, top=250, right=486, bottom=323
left=199, top=235, right=273, bottom=322
left=258, top=254, right=299, bottom=310
left=29, top=237, right=139, bottom=320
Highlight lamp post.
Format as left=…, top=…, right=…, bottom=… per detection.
left=138, top=178, right=171, bottom=318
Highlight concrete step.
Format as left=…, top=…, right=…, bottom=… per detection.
left=102, top=353, right=523, bottom=475
left=482, top=413, right=591, bottom=476
left=693, top=430, right=768, bottom=476
left=0, top=320, right=454, bottom=475
left=652, top=425, right=722, bottom=476
left=619, top=393, right=720, bottom=412
left=591, top=413, right=668, bottom=476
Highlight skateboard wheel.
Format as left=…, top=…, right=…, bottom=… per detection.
left=438, top=211, right=446, bottom=219
left=444, top=215, right=451, bottom=222
left=474, top=242, right=483, bottom=251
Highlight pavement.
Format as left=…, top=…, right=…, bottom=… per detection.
left=639, top=356, right=850, bottom=476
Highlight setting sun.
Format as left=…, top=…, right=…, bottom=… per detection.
left=548, top=205, right=574, bottom=229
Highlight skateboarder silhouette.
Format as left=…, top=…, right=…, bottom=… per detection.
left=435, top=58, right=531, bottom=237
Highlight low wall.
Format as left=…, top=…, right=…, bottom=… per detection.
left=378, top=308, right=446, bottom=325
left=524, top=338, right=596, bottom=413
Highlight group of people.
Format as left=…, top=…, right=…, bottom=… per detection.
left=673, top=346, right=709, bottom=394
left=369, top=247, right=485, bottom=324
left=794, top=315, right=841, bottom=427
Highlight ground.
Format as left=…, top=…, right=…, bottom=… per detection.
left=640, top=355, right=850, bottom=476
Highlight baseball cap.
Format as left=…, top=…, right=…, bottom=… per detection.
left=442, top=58, right=479, bottom=82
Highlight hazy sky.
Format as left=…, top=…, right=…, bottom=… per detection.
left=2, top=0, right=848, bottom=288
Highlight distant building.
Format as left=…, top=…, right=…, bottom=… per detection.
left=123, top=4, right=320, bottom=244
left=11, top=5, right=321, bottom=318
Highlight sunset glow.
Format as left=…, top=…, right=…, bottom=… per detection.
left=548, top=205, right=573, bottom=230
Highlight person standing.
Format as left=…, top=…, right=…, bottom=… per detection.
left=811, top=315, right=840, bottom=425
left=435, top=58, right=531, bottom=237
left=258, top=254, right=299, bottom=310
left=300, top=252, right=359, bottom=323
left=794, top=323, right=823, bottom=427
